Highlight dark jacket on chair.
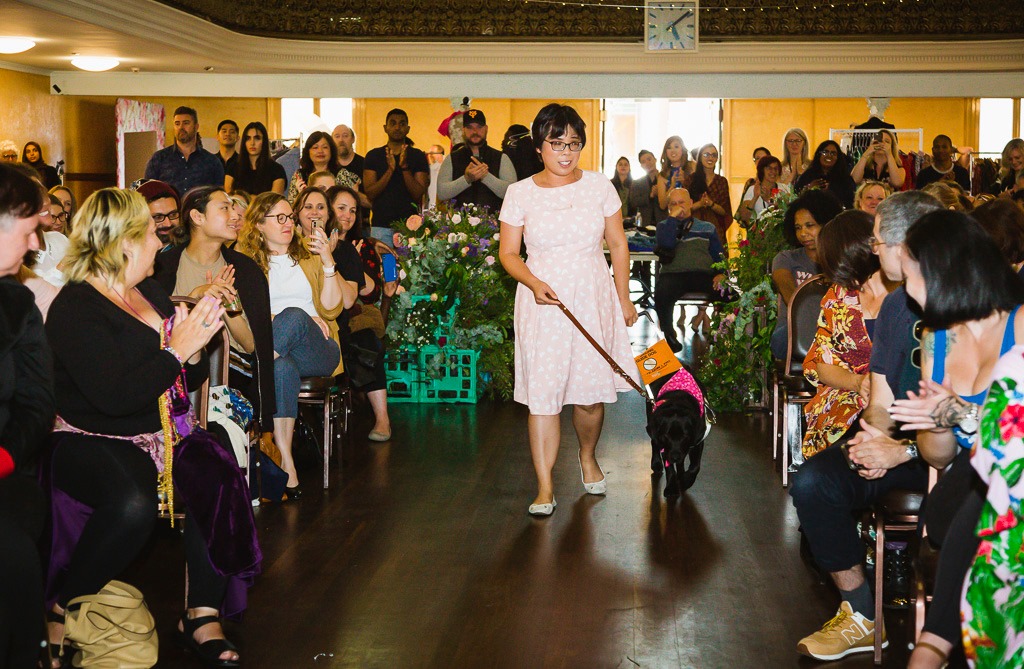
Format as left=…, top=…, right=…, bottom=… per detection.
left=153, top=246, right=276, bottom=429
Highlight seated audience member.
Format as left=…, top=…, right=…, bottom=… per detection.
left=973, top=198, right=1024, bottom=275
left=308, top=170, right=337, bottom=192
left=31, top=194, right=70, bottom=287
left=22, top=141, right=61, bottom=190
left=610, top=156, right=632, bottom=218
left=328, top=185, right=397, bottom=441
left=45, top=188, right=260, bottom=668
left=289, top=131, right=358, bottom=203
left=226, top=121, right=286, bottom=196
left=851, top=130, right=906, bottom=189
left=502, top=123, right=542, bottom=181
left=656, top=135, right=694, bottom=216
left=737, top=155, right=789, bottom=223
left=49, top=185, right=76, bottom=229
left=16, top=265, right=60, bottom=320
left=780, top=128, right=811, bottom=186
left=790, top=191, right=942, bottom=662
left=688, top=143, right=733, bottom=243
left=0, top=162, right=54, bottom=668
left=887, top=211, right=1024, bottom=669
left=801, top=210, right=891, bottom=458
left=853, top=180, right=892, bottom=217
left=960, top=344, right=1024, bottom=667
left=915, top=134, right=971, bottom=191
left=39, top=193, right=69, bottom=234
left=922, top=180, right=970, bottom=212
left=153, top=185, right=276, bottom=434
left=740, top=146, right=772, bottom=198
left=795, top=140, right=857, bottom=209
left=133, top=179, right=181, bottom=245
left=653, top=188, right=726, bottom=352
left=989, top=138, right=1024, bottom=195
left=769, top=189, right=844, bottom=359
left=236, top=192, right=358, bottom=496
left=0, top=139, right=18, bottom=162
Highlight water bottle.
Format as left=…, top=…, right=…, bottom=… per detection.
left=636, top=211, right=642, bottom=229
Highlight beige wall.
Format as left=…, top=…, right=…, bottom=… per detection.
left=353, top=98, right=602, bottom=171
left=0, top=68, right=65, bottom=166
left=146, top=98, right=273, bottom=147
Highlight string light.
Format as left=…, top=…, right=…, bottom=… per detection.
left=507, top=0, right=925, bottom=9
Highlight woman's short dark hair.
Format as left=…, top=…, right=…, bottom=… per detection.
left=782, top=189, right=844, bottom=247
left=816, top=210, right=878, bottom=289
left=176, top=185, right=226, bottom=246
left=906, top=209, right=1024, bottom=329
left=325, top=185, right=364, bottom=240
left=299, top=131, right=339, bottom=180
left=756, top=155, right=782, bottom=182
left=531, top=103, right=586, bottom=153
left=973, top=198, right=1024, bottom=265
left=0, top=162, right=45, bottom=229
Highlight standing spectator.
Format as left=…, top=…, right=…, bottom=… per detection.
left=498, top=103, right=639, bottom=517
left=628, top=149, right=660, bottom=226
left=656, top=136, right=693, bottom=217
left=332, top=125, right=371, bottom=208
left=853, top=180, right=892, bottom=217
left=795, top=140, right=857, bottom=209
left=227, top=122, right=286, bottom=196
left=990, top=138, right=1024, bottom=195
left=215, top=119, right=239, bottom=183
left=915, top=135, right=971, bottom=191
left=688, top=143, right=733, bottom=243
left=143, top=106, right=225, bottom=197
left=21, top=141, right=61, bottom=190
left=610, top=157, right=632, bottom=218
left=363, top=109, right=429, bottom=244
left=740, top=146, right=772, bottom=198
left=738, top=155, right=789, bottom=223
left=436, top=109, right=516, bottom=211
left=779, top=128, right=812, bottom=186
left=502, top=124, right=542, bottom=182
left=0, top=162, right=54, bottom=669
left=851, top=130, right=907, bottom=189
left=287, top=131, right=360, bottom=202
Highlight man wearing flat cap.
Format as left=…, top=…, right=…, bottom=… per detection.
left=436, top=109, right=518, bottom=211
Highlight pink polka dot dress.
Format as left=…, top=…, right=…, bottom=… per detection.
left=499, top=170, right=641, bottom=415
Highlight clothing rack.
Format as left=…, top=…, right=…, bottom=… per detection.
left=830, top=128, right=924, bottom=162
left=967, top=152, right=1004, bottom=195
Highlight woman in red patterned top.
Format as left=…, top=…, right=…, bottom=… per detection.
left=688, top=143, right=733, bottom=243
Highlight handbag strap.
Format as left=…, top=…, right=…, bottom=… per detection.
left=556, top=303, right=650, bottom=405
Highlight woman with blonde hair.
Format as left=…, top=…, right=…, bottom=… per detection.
left=853, top=180, right=892, bottom=216
left=921, top=181, right=970, bottom=212
left=44, top=187, right=259, bottom=668
left=236, top=192, right=359, bottom=497
left=991, top=137, right=1024, bottom=195
left=779, top=128, right=811, bottom=186
left=851, top=129, right=906, bottom=188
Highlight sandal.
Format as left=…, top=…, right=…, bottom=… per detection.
left=175, top=613, right=240, bottom=668
left=41, top=609, right=71, bottom=669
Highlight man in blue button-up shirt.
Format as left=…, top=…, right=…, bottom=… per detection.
left=144, top=106, right=224, bottom=198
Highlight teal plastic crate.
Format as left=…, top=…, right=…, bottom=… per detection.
left=384, top=346, right=419, bottom=403
left=408, top=295, right=459, bottom=339
left=418, top=346, right=478, bottom=404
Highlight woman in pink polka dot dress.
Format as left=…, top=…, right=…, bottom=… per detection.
left=499, top=103, right=640, bottom=517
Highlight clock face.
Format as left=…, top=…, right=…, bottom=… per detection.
left=645, top=1, right=699, bottom=52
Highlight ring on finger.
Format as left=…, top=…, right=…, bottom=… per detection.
left=201, top=320, right=212, bottom=328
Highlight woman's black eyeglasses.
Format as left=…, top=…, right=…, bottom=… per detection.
left=264, top=213, right=296, bottom=225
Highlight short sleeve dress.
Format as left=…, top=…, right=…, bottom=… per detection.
left=499, top=170, right=641, bottom=415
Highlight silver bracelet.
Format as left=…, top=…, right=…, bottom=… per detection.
left=323, top=263, right=337, bottom=277
left=164, top=345, right=185, bottom=367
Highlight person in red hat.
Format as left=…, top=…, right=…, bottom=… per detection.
left=133, top=179, right=181, bottom=245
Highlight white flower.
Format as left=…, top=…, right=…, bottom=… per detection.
left=493, top=233, right=500, bottom=241
left=409, top=237, right=418, bottom=247
left=451, top=213, right=462, bottom=224
left=461, top=247, right=470, bottom=256
left=468, top=216, right=481, bottom=227
left=447, top=233, right=457, bottom=243
left=485, top=256, right=496, bottom=265
left=457, top=232, right=468, bottom=243
left=399, top=269, right=407, bottom=280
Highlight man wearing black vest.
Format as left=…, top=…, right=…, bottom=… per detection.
left=436, top=109, right=517, bottom=211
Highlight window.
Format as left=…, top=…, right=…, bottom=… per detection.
left=280, top=98, right=314, bottom=141
left=603, top=98, right=722, bottom=179
left=319, top=98, right=353, bottom=132
left=978, top=98, right=1015, bottom=155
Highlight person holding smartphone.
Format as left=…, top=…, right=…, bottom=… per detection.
left=851, top=130, right=906, bottom=189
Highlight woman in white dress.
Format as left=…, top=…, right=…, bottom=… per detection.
left=499, top=103, right=639, bottom=517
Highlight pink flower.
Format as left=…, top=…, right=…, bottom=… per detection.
left=406, top=215, right=423, bottom=231
left=485, top=256, right=496, bottom=266
left=999, top=404, right=1024, bottom=441
left=393, top=233, right=402, bottom=246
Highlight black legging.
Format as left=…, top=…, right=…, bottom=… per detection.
left=0, top=476, right=45, bottom=668
left=50, top=434, right=227, bottom=610
left=345, top=329, right=387, bottom=393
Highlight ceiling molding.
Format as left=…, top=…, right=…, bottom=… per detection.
left=15, top=0, right=1024, bottom=75
left=0, top=58, right=50, bottom=76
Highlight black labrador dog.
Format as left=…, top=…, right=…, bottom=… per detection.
left=646, top=368, right=709, bottom=497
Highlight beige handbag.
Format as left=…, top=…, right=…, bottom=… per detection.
left=63, top=580, right=158, bottom=668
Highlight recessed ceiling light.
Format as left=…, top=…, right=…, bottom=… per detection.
left=70, top=56, right=120, bottom=71
left=0, top=37, right=36, bottom=54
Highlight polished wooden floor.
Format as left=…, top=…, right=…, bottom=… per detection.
left=129, top=313, right=912, bottom=668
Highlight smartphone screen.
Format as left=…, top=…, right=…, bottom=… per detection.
left=382, top=253, right=398, bottom=283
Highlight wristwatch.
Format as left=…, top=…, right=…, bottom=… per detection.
left=900, top=439, right=919, bottom=460
left=957, top=404, right=980, bottom=434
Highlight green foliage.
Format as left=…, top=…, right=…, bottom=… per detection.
left=386, top=205, right=516, bottom=399
left=699, top=191, right=796, bottom=411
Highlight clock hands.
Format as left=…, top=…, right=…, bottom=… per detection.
left=668, top=9, right=693, bottom=29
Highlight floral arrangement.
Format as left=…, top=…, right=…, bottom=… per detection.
left=699, top=191, right=797, bottom=411
left=387, top=204, right=517, bottom=400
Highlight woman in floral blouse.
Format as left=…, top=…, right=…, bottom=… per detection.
left=801, top=210, right=892, bottom=458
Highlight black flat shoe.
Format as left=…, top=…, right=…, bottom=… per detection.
left=176, top=613, right=240, bottom=668
left=284, top=484, right=303, bottom=500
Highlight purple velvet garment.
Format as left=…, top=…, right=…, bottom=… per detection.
left=44, top=429, right=262, bottom=619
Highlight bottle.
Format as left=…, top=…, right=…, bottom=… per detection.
left=636, top=211, right=642, bottom=229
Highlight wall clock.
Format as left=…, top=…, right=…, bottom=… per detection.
left=645, top=1, right=699, bottom=53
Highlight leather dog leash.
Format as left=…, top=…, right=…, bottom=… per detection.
left=556, top=303, right=651, bottom=405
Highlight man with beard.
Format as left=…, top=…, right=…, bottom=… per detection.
left=363, top=109, right=429, bottom=244
left=144, top=106, right=224, bottom=197
left=133, top=179, right=181, bottom=246
left=332, top=124, right=371, bottom=208
left=436, top=109, right=517, bottom=211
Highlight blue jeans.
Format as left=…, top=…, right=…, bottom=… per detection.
left=369, top=226, right=395, bottom=247
left=789, top=442, right=928, bottom=573
left=272, top=308, right=341, bottom=418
